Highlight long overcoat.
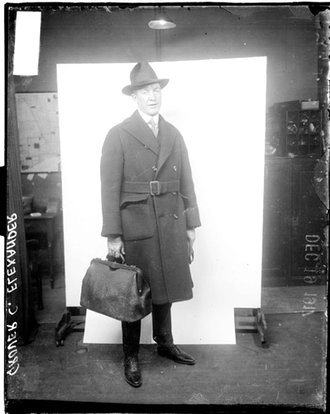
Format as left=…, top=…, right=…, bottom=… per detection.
left=100, top=110, right=201, bottom=305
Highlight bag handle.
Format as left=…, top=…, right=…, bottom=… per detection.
left=106, top=253, right=126, bottom=264
left=105, top=253, right=144, bottom=293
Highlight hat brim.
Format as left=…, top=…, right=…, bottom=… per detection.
left=122, top=79, right=169, bottom=95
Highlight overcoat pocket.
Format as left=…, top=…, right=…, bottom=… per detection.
left=120, top=194, right=155, bottom=240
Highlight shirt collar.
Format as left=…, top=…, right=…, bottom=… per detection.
left=138, top=110, right=159, bottom=126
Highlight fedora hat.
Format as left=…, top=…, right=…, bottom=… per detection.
left=122, top=62, right=169, bottom=95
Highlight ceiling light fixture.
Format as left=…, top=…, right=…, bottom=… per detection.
left=148, top=10, right=176, bottom=30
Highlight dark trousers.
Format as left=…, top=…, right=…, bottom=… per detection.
left=122, top=303, right=173, bottom=357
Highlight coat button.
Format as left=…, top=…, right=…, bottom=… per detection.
left=173, top=214, right=179, bottom=219
left=173, top=165, right=177, bottom=171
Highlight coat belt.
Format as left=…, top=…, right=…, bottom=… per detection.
left=122, top=180, right=180, bottom=196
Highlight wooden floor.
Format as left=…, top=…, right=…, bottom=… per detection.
left=5, top=273, right=327, bottom=413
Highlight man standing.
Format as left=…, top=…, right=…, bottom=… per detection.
left=100, top=62, right=201, bottom=387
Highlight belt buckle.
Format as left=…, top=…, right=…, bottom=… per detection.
left=150, top=181, right=160, bottom=196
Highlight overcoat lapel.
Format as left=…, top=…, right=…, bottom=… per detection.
left=156, top=115, right=175, bottom=174
left=122, top=111, right=160, bottom=155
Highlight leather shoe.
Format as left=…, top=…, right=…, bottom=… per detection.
left=157, top=344, right=195, bottom=365
left=124, top=355, right=142, bottom=387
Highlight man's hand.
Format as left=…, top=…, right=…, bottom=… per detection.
left=107, top=236, right=125, bottom=260
left=187, top=229, right=196, bottom=264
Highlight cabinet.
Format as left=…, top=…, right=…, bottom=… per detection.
left=262, top=158, right=291, bottom=286
left=262, top=157, right=327, bottom=287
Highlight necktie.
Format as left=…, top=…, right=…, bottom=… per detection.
left=148, top=117, right=158, bottom=137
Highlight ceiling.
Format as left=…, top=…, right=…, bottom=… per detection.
left=222, top=5, right=314, bottom=21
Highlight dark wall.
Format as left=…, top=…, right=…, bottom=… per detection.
left=14, top=6, right=318, bottom=107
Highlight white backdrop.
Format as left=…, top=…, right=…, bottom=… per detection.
left=57, top=58, right=266, bottom=344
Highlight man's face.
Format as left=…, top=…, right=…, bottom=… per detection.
left=132, top=82, right=162, bottom=116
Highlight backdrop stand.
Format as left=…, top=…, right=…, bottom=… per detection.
left=55, top=307, right=85, bottom=346
left=57, top=59, right=266, bottom=346
left=234, top=308, right=267, bottom=346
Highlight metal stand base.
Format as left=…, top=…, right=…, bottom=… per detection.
left=55, top=308, right=85, bottom=347
left=235, top=308, right=267, bottom=345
